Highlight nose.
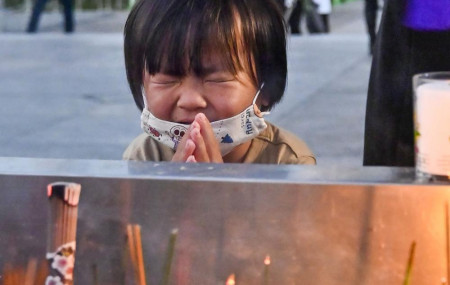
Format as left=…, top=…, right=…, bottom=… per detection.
left=176, top=77, right=207, bottom=111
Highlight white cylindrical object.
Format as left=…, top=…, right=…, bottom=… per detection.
left=415, top=80, right=450, bottom=177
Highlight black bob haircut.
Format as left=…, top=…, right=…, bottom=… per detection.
left=124, top=0, right=287, bottom=112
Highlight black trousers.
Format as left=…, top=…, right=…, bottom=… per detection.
left=288, top=0, right=303, bottom=34
left=288, top=0, right=329, bottom=34
left=364, top=0, right=378, bottom=51
left=27, top=0, right=74, bottom=32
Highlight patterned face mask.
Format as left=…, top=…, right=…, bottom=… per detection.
left=140, top=84, right=268, bottom=156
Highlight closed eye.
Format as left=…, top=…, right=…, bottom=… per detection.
left=204, top=78, right=235, bottom=83
left=151, top=80, right=179, bottom=85
left=150, top=74, right=180, bottom=85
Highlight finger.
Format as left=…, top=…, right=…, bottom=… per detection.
left=190, top=126, right=211, bottom=162
left=171, top=122, right=196, bottom=161
left=172, top=138, right=196, bottom=162
left=186, top=155, right=197, bottom=163
left=195, top=113, right=223, bottom=163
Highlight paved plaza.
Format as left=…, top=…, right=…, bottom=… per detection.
left=0, top=0, right=373, bottom=166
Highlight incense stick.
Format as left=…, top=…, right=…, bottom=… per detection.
left=127, top=225, right=138, bottom=283
left=24, top=258, right=37, bottom=285
left=135, top=226, right=147, bottom=285
left=403, top=241, right=416, bottom=285
left=161, top=228, right=178, bottom=285
left=446, top=202, right=449, bottom=285
left=126, top=224, right=147, bottom=285
left=46, top=182, right=81, bottom=285
left=263, top=255, right=271, bottom=285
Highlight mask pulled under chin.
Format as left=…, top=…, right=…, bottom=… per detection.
left=140, top=87, right=268, bottom=156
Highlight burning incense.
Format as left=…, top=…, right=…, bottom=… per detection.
left=403, top=241, right=416, bottom=285
left=162, top=228, right=178, bottom=285
left=126, top=224, right=147, bottom=285
left=46, top=182, right=81, bottom=285
left=226, top=274, right=236, bottom=285
left=263, top=255, right=271, bottom=285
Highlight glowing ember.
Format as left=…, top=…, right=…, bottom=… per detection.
left=226, top=274, right=235, bottom=285
left=264, top=255, right=271, bottom=265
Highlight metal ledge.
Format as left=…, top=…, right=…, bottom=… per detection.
left=0, top=157, right=417, bottom=185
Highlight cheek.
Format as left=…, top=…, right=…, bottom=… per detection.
left=210, top=91, right=253, bottom=119
left=144, top=89, right=174, bottom=120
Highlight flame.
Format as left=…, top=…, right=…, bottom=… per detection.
left=226, top=274, right=235, bottom=285
left=264, top=255, right=271, bottom=265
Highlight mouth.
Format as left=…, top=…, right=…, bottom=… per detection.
left=175, top=121, right=193, bottom=125
left=174, top=116, right=196, bottom=125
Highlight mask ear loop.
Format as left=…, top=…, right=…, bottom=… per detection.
left=141, top=86, right=148, bottom=109
left=252, top=82, right=264, bottom=105
left=253, top=83, right=270, bottom=116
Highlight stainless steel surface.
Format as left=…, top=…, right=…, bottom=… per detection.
left=1, top=158, right=449, bottom=284
left=0, top=157, right=417, bottom=184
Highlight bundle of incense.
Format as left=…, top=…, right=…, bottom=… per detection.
left=263, top=255, right=271, bottom=285
left=2, top=258, right=48, bottom=285
left=402, top=241, right=416, bottom=285
left=126, top=224, right=147, bottom=285
left=226, top=273, right=235, bottom=285
left=46, top=182, right=81, bottom=285
left=162, top=228, right=178, bottom=285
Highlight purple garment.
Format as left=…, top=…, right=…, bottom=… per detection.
left=403, top=0, right=450, bottom=31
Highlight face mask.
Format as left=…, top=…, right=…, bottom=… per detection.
left=140, top=85, right=269, bottom=156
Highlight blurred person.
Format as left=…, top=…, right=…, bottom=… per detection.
left=363, top=0, right=450, bottom=166
left=287, top=0, right=303, bottom=34
left=26, top=0, right=74, bottom=33
left=288, top=0, right=328, bottom=34
left=315, top=0, right=332, bottom=33
left=364, top=0, right=379, bottom=54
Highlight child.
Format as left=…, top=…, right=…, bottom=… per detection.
left=123, top=0, right=316, bottom=164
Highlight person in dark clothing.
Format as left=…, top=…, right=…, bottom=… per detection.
left=26, top=0, right=74, bottom=33
left=364, top=0, right=378, bottom=54
left=288, top=0, right=327, bottom=35
left=288, top=0, right=303, bottom=34
left=363, top=0, right=450, bottom=167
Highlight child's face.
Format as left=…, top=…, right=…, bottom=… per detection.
left=142, top=56, right=260, bottom=124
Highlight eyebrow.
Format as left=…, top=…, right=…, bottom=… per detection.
left=200, top=66, right=228, bottom=76
left=156, top=56, right=235, bottom=77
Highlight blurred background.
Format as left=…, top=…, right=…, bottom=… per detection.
left=0, top=0, right=381, bottom=165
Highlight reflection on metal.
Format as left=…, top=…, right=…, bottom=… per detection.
left=0, top=157, right=449, bottom=284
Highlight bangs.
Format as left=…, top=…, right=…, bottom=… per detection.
left=143, top=1, right=254, bottom=81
